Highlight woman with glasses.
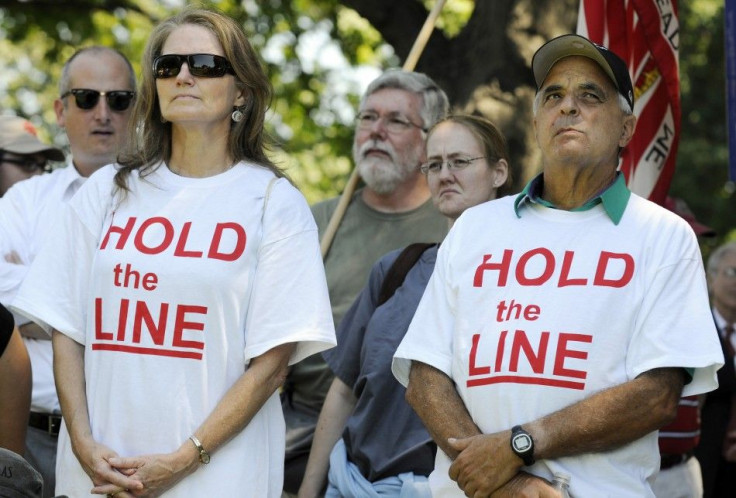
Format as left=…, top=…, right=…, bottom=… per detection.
left=12, top=7, right=335, bottom=497
left=298, top=115, right=510, bottom=498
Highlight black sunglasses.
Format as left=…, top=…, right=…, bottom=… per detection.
left=0, top=155, right=49, bottom=173
left=152, top=54, right=236, bottom=79
left=61, top=89, right=136, bottom=112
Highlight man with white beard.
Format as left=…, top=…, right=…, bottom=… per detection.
left=281, top=70, right=450, bottom=495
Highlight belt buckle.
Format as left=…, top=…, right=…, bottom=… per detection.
left=48, top=415, right=61, bottom=437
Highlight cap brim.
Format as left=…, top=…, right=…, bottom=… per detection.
left=4, top=143, right=65, bottom=162
left=691, top=222, right=717, bottom=238
left=532, top=34, right=619, bottom=91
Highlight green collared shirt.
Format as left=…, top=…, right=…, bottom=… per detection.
left=513, top=172, right=631, bottom=224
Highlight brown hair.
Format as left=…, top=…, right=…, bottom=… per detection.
left=115, top=6, right=285, bottom=191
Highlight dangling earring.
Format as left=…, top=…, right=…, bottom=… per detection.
left=231, top=107, right=245, bottom=123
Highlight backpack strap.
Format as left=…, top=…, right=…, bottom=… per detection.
left=377, top=242, right=438, bottom=306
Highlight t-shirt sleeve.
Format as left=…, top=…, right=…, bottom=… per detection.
left=244, top=179, right=336, bottom=364
left=0, top=182, right=35, bottom=318
left=626, top=231, right=723, bottom=396
left=392, top=234, right=456, bottom=387
left=10, top=170, right=114, bottom=343
left=323, top=251, right=398, bottom=387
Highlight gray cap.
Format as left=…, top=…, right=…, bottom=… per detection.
left=0, top=116, right=64, bottom=161
left=0, top=448, right=43, bottom=498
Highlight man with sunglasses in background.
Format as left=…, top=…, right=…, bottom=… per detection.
left=0, top=116, right=64, bottom=197
left=0, top=46, right=135, bottom=497
left=281, top=70, right=450, bottom=496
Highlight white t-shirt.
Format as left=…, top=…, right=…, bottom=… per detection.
left=393, top=194, right=722, bottom=498
left=13, top=162, right=336, bottom=497
left=0, top=161, right=84, bottom=412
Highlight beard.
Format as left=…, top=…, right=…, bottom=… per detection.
left=353, top=139, right=421, bottom=195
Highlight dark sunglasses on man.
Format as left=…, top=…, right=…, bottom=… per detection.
left=61, top=89, right=136, bottom=112
left=0, top=154, right=49, bottom=173
left=152, top=53, right=235, bottom=79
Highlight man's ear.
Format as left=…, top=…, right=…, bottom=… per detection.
left=54, top=99, right=66, bottom=128
left=618, top=114, right=637, bottom=148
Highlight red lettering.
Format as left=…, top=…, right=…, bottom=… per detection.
left=474, top=250, right=513, bottom=287
left=142, top=273, right=158, bottom=291
left=116, top=299, right=129, bottom=341
left=516, top=248, right=554, bottom=286
left=174, top=222, right=204, bottom=258
left=495, top=330, right=507, bottom=372
left=469, top=334, right=491, bottom=375
left=132, top=301, right=168, bottom=345
left=594, top=252, right=634, bottom=287
left=173, top=305, right=206, bottom=350
left=95, top=298, right=113, bottom=340
left=95, top=297, right=129, bottom=341
left=524, top=305, right=540, bottom=320
left=100, top=217, right=137, bottom=250
left=509, top=330, right=549, bottom=373
left=558, top=251, right=588, bottom=287
left=208, top=223, right=246, bottom=261
left=553, top=333, right=592, bottom=379
left=134, top=217, right=174, bottom=255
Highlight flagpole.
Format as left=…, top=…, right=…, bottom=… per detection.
left=320, top=0, right=448, bottom=258
left=726, top=0, right=736, bottom=182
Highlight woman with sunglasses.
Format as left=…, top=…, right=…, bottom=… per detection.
left=12, top=7, right=335, bottom=497
left=298, top=115, right=510, bottom=498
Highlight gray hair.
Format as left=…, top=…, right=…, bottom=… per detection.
left=707, top=240, right=736, bottom=275
left=58, top=46, right=136, bottom=97
left=361, top=70, right=449, bottom=130
left=532, top=90, right=632, bottom=116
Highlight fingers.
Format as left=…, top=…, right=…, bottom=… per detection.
left=91, top=471, right=143, bottom=495
left=448, top=436, right=470, bottom=451
left=107, top=456, right=142, bottom=471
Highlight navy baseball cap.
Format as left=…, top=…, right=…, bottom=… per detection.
left=532, top=34, right=634, bottom=111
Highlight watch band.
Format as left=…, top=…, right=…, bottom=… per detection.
left=189, top=435, right=211, bottom=464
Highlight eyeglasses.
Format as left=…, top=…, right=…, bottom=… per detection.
left=0, top=156, right=49, bottom=173
left=420, top=156, right=487, bottom=175
left=153, top=54, right=236, bottom=79
left=355, top=111, right=427, bottom=134
left=61, top=89, right=136, bottom=112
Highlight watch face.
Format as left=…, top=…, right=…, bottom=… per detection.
left=512, top=433, right=533, bottom=452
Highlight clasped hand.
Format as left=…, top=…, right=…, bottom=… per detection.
left=77, top=439, right=196, bottom=497
left=448, top=434, right=560, bottom=498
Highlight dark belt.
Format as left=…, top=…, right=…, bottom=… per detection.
left=660, top=451, right=693, bottom=470
left=28, top=412, right=61, bottom=437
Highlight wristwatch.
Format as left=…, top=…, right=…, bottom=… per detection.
left=510, top=425, right=535, bottom=466
left=189, top=435, right=211, bottom=464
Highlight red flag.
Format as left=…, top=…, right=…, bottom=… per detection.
left=577, top=0, right=680, bottom=205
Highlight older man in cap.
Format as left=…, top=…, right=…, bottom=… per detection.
left=392, top=34, right=723, bottom=497
left=0, top=116, right=64, bottom=196
left=0, top=46, right=135, bottom=497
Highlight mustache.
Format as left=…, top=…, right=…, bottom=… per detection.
left=356, top=140, right=395, bottom=161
